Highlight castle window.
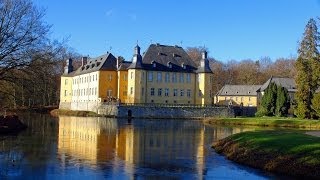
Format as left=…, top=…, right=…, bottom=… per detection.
left=65, top=79, right=68, bottom=85
left=165, top=72, right=170, bottom=83
left=198, top=90, right=202, bottom=97
left=130, top=87, right=133, bottom=95
left=107, top=89, right=112, bottom=97
left=158, top=88, right=162, bottom=96
left=249, top=97, right=251, bottom=101
left=150, top=88, right=155, bottom=96
left=180, top=89, right=184, bottom=96
left=152, top=61, right=156, bottom=68
left=131, top=72, right=134, bottom=79
left=179, top=73, right=184, bottom=83
left=186, top=74, right=191, bottom=83
left=172, top=73, right=177, bottom=83
left=64, top=90, right=67, bottom=97
left=173, top=89, right=178, bottom=96
left=123, top=91, right=127, bottom=96
left=141, top=87, right=144, bottom=96
left=148, top=72, right=153, bottom=82
left=187, top=89, right=191, bottom=97
left=165, top=88, right=169, bottom=96
left=167, top=62, right=172, bottom=68
left=157, top=72, right=162, bottom=82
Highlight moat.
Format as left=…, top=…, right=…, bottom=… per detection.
left=0, top=113, right=284, bottom=179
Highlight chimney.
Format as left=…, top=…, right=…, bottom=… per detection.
left=81, top=57, right=88, bottom=66
left=64, top=58, right=73, bottom=74
left=116, top=56, right=120, bottom=69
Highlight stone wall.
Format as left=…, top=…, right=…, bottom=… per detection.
left=59, top=102, right=102, bottom=112
left=59, top=102, right=71, bottom=110
left=98, top=105, right=234, bottom=118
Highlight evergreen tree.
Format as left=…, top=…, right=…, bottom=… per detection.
left=256, top=82, right=277, bottom=116
left=276, top=86, right=289, bottom=117
left=312, top=93, right=320, bottom=118
left=295, top=18, right=320, bottom=119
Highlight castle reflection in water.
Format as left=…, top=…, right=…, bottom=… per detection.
left=57, top=116, right=252, bottom=178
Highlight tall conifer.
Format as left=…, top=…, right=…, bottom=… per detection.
left=295, top=18, right=320, bottom=119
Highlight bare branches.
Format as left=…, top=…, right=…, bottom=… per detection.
left=0, top=0, right=50, bottom=80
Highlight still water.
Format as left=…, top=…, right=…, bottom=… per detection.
left=0, top=113, right=281, bottom=179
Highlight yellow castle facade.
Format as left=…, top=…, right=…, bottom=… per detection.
left=60, top=44, right=213, bottom=111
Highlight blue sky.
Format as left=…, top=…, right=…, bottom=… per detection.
left=33, top=0, right=320, bottom=62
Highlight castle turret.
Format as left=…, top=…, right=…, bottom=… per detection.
left=128, top=45, right=143, bottom=69
left=127, top=44, right=146, bottom=103
left=197, top=50, right=211, bottom=73
left=64, top=58, right=73, bottom=74
left=196, top=50, right=213, bottom=105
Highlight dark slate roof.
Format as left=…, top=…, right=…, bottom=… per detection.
left=217, top=85, right=262, bottom=96
left=196, top=59, right=212, bottom=73
left=258, top=77, right=296, bottom=92
left=118, top=61, right=131, bottom=71
left=73, top=53, right=117, bottom=76
left=137, top=44, right=198, bottom=72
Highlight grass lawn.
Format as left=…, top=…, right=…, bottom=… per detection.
left=205, top=116, right=320, bottom=129
left=213, top=130, right=320, bottom=178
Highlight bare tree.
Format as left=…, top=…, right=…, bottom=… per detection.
left=0, top=0, right=50, bottom=81
left=186, top=46, right=207, bottom=66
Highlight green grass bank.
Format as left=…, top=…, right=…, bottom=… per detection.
left=213, top=130, right=320, bottom=178
left=205, top=117, right=320, bottom=129
left=50, top=109, right=104, bottom=117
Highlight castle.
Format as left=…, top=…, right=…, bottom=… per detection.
left=59, top=43, right=213, bottom=112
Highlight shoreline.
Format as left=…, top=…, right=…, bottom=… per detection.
left=205, top=117, right=320, bottom=129
left=213, top=130, right=320, bottom=178
left=51, top=109, right=209, bottom=120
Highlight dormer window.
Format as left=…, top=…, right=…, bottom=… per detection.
left=151, top=61, right=156, bottom=68
left=182, top=63, right=186, bottom=69
left=167, top=62, right=172, bottom=68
